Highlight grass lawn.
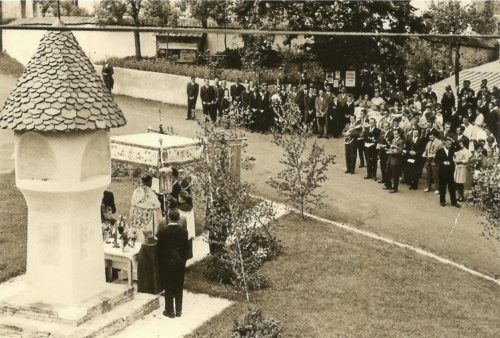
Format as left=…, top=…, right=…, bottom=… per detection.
left=185, top=212, right=500, bottom=337
left=0, top=173, right=27, bottom=282
left=2, top=171, right=498, bottom=336
left=0, top=53, right=24, bottom=78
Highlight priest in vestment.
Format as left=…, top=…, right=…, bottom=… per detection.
left=130, top=175, right=162, bottom=243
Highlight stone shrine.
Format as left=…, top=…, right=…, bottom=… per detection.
left=0, top=20, right=159, bottom=337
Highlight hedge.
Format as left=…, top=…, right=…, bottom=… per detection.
left=98, top=56, right=285, bottom=84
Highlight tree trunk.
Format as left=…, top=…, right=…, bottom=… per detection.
left=134, top=29, right=141, bottom=60
left=235, top=236, right=250, bottom=302
left=454, top=44, right=461, bottom=91
left=224, top=23, right=227, bottom=51
left=0, top=0, right=3, bottom=53
left=21, top=0, right=26, bottom=18
left=131, top=1, right=142, bottom=60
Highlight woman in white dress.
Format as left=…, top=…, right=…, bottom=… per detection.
left=453, top=139, right=471, bottom=202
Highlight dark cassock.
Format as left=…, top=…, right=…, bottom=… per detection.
left=137, top=231, right=162, bottom=295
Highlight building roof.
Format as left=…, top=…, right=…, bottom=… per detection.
left=7, top=16, right=98, bottom=26
left=0, top=22, right=126, bottom=132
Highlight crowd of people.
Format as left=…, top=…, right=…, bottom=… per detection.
left=187, top=71, right=499, bottom=208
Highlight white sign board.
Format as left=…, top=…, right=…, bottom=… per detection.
left=345, top=71, right=356, bottom=87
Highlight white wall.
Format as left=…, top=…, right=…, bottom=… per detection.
left=3, top=29, right=158, bottom=65
left=95, top=65, right=203, bottom=109
left=3, top=27, right=306, bottom=66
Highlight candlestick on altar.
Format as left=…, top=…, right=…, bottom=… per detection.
left=113, top=222, right=120, bottom=248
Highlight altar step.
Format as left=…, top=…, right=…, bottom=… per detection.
left=0, top=284, right=134, bottom=326
left=0, top=291, right=160, bottom=338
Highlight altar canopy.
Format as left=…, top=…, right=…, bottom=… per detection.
left=111, top=133, right=203, bottom=168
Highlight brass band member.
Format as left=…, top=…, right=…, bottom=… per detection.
left=343, top=115, right=362, bottom=174
left=383, top=128, right=404, bottom=193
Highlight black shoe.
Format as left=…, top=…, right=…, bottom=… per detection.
left=163, top=311, right=175, bottom=318
left=378, top=180, right=384, bottom=184
left=452, top=203, right=461, bottom=208
left=373, top=177, right=377, bottom=181
left=176, top=312, right=182, bottom=317
left=364, top=176, right=372, bottom=179
left=440, top=203, right=445, bottom=207
left=389, top=189, right=398, bottom=193
left=383, top=186, right=391, bottom=190
left=350, top=171, right=355, bottom=174
left=344, top=170, right=350, bottom=174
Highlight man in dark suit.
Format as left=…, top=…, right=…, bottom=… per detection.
left=230, top=78, right=245, bottom=109
left=260, top=83, right=272, bottom=132
left=157, top=209, right=189, bottom=318
left=249, top=86, right=262, bottom=132
left=186, top=76, right=199, bottom=120
left=215, top=78, right=224, bottom=122
left=435, top=138, right=460, bottom=208
left=404, top=128, right=426, bottom=190
left=241, top=84, right=252, bottom=111
left=363, top=118, right=381, bottom=180
left=295, top=84, right=308, bottom=123
left=304, top=87, right=317, bottom=126
left=200, top=78, right=216, bottom=122
left=435, top=137, right=460, bottom=207
left=440, top=85, right=455, bottom=125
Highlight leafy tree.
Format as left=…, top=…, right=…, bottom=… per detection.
left=182, top=0, right=233, bottom=50
left=35, top=0, right=88, bottom=17
left=192, top=118, right=280, bottom=301
left=469, top=0, right=498, bottom=35
left=97, top=0, right=143, bottom=60
left=269, top=105, right=336, bottom=219
left=143, top=0, right=179, bottom=27
left=422, top=0, right=496, bottom=87
left=232, top=1, right=426, bottom=73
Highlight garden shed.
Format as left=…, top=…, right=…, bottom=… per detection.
left=154, top=33, right=204, bottom=63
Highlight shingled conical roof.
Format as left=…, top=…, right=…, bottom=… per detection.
left=0, top=26, right=126, bottom=132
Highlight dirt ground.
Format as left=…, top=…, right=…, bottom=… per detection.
left=0, top=71, right=498, bottom=281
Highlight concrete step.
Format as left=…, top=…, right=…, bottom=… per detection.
left=0, top=292, right=160, bottom=338
left=0, top=284, right=134, bottom=326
